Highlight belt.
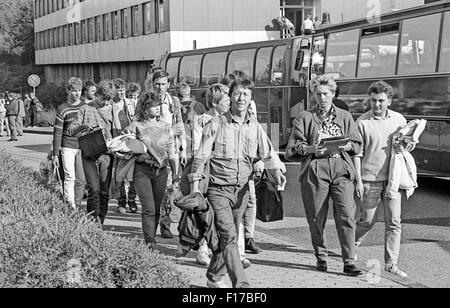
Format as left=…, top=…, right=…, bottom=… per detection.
left=314, top=153, right=342, bottom=159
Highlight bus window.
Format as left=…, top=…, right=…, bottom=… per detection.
left=255, top=47, right=272, bottom=85
left=358, top=32, right=399, bottom=77
left=179, top=55, right=202, bottom=86
left=311, top=36, right=325, bottom=78
left=165, top=57, right=180, bottom=85
left=227, top=49, right=255, bottom=79
left=398, top=14, right=440, bottom=75
left=201, top=52, right=227, bottom=85
left=325, top=29, right=359, bottom=78
left=271, top=45, right=287, bottom=85
left=439, top=11, right=450, bottom=72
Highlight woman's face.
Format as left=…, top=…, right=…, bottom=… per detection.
left=313, top=85, right=334, bottom=112
left=68, top=87, right=82, bottom=103
left=87, top=86, right=96, bottom=99
left=215, top=94, right=231, bottom=114
left=149, top=105, right=161, bottom=117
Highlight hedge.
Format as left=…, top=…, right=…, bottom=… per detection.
left=0, top=152, right=190, bottom=288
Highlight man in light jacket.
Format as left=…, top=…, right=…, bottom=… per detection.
left=353, top=80, right=416, bottom=278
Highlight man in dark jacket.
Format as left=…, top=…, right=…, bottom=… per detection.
left=6, top=93, right=19, bottom=141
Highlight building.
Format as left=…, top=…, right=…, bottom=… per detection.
left=34, top=0, right=280, bottom=86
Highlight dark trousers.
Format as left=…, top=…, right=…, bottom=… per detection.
left=133, top=163, right=168, bottom=244
left=117, top=181, right=137, bottom=207
left=301, top=157, right=356, bottom=265
left=82, top=154, right=113, bottom=224
left=7, top=116, right=17, bottom=139
left=206, top=184, right=250, bottom=288
left=30, top=108, right=37, bottom=126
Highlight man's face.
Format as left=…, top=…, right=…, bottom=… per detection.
left=116, top=87, right=126, bottom=101
left=370, top=92, right=391, bottom=117
left=231, top=86, right=252, bottom=114
left=313, top=85, right=334, bottom=112
left=153, top=77, right=170, bottom=96
left=87, top=86, right=96, bottom=99
left=129, top=91, right=140, bottom=101
left=69, top=87, right=82, bottom=103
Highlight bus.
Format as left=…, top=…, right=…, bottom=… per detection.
left=154, top=0, right=450, bottom=177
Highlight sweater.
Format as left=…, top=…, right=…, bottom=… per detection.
left=52, top=102, right=85, bottom=156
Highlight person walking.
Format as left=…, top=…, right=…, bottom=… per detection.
left=29, top=92, right=40, bottom=127
left=353, top=80, right=413, bottom=278
left=52, top=77, right=86, bottom=210
left=122, top=92, right=179, bottom=250
left=16, top=94, right=26, bottom=136
left=23, top=94, right=31, bottom=127
left=68, top=80, right=115, bottom=225
left=189, top=79, right=286, bottom=288
left=0, top=93, right=9, bottom=137
left=6, top=93, right=19, bottom=141
left=285, top=75, right=363, bottom=277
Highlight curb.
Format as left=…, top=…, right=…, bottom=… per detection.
left=23, top=128, right=53, bottom=135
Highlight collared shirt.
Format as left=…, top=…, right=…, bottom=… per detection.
left=68, top=100, right=113, bottom=140
left=189, top=111, right=278, bottom=187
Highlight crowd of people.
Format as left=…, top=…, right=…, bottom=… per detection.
left=0, top=91, right=41, bottom=141
left=47, top=70, right=415, bottom=288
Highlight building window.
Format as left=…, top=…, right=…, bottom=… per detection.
left=82, top=19, right=88, bottom=44
left=54, top=28, right=59, bottom=48
left=113, top=11, right=120, bottom=39
left=202, top=52, right=227, bottom=85
left=358, top=32, right=399, bottom=77
left=227, top=49, right=255, bottom=79
left=440, top=11, right=450, bottom=72
left=104, top=13, right=111, bottom=40
left=89, top=18, right=95, bottom=43
left=132, top=5, right=141, bottom=36
left=121, top=9, right=129, bottom=38
left=143, top=2, right=154, bottom=34
left=255, top=47, right=272, bottom=85
left=325, top=29, right=359, bottom=78
left=60, top=25, right=64, bottom=46
left=158, top=0, right=165, bottom=31
left=97, top=15, right=104, bottom=42
left=65, top=25, right=69, bottom=46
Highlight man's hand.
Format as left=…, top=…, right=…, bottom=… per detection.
left=393, top=142, right=405, bottom=154
left=356, top=180, right=364, bottom=201
left=179, top=152, right=187, bottom=168
left=273, top=169, right=287, bottom=191
left=52, top=155, right=59, bottom=168
left=338, top=142, right=353, bottom=152
left=405, top=142, right=417, bottom=152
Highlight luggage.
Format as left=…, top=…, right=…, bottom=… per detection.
left=256, top=170, right=283, bottom=222
left=78, top=129, right=107, bottom=158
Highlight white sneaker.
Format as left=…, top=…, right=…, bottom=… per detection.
left=241, top=255, right=251, bottom=269
left=207, top=279, right=229, bottom=288
left=196, top=250, right=211, bottom=266
left=385, top=264, right=408, bottom=278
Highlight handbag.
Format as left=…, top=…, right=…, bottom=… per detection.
left=256, top=170, right=284, bottom=222
left=78, top=129, right=107, bottom=158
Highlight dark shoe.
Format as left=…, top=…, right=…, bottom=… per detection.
left=343, top=264, right=363, bottom=277
left=117, top=206, right=127, bottom=214
left=245, top=237, right=262, bottom=254
left=316, top=260, right=328, bottom=272
left=8, top=138, right=18, bottom=142
left=128, top=201, right=138, bottom=213
left=148, top=242, right=157, bottom=251
left=18, top=133, right=23, bottom=136
left=160, top=225, right=174, bottom=238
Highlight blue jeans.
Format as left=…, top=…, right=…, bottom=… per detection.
left=133, top=163, right=168, bottom=244
left=117, top=181, right=137, bottom=207
left=206, top=184, right=250, bottom=288
left=355, top=181, right=402, bottom=265
left=83, top=154, right=113, bottom=224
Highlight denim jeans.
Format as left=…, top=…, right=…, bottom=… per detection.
left=117, top=181, right=137, bottom=207
left=355, top=181, right=402, bottom=265
left=133, top=163, right=168, bottom=244
left=61, top=148, right=86, bottom=208
left=301, top=157, right=357, bottom=265
left=83, top=154, right=113, bottom=224
left=238, top=179, right=256, bottom=256
left=7, top=116, right=17, bottom=139
left=206, top=184, right=250, bottom=288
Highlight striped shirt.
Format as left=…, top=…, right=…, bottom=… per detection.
left=52, top=102, right=85, bottom=156
left=189, top=111, right=279, bottom=187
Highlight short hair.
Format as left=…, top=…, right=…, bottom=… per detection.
left=367, top=80, right=394, bottom=99
left=309, top=75, right=337, bottom=93
left=66, top=77, right=83, bottom=92
left=113, top=78, right=126, bottom=90
left=96, top=80, right=116, bottom=101
left=152, top=70, right=170, bottom=82
left=229, top=79, right=255, bottom=98
left=206, top=83, right=229, bottom=109
left=136, top=92, right=162, bottom=121
left=177, top=82, right=191, bottom=98
left=84, top=78, right=96, bottom=90
left=126, top=82, right=141, bottom=96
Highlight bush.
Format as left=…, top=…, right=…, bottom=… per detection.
left=0, top=152, right=190, bottom=288
left=36, top=108, right=56, bottom=127
left=35, top=83, right=67, bottom=110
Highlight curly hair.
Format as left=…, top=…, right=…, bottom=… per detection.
left=367, top=80, right=394, bottom=99
left=113, top=78, right=126, bottom=90
left=136, top=92, right=161, bottom=121
left=96, top=80, right=116, bottom=101
left=126, top=82, right=141, bottom=97
left=206, top=83, right=229, bottom=109
left=309, top=75, right=337, bottom=93
left=66, top=77, right=83, bottom=92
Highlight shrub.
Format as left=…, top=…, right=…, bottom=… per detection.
left=0, top=152, right=190, bottom=288
left=36, top=108, right=56, bottom=127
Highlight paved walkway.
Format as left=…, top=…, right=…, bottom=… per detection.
left=1, top=129, right=415, bottom=288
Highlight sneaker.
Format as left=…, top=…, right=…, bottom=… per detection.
left=385, top=264, right=408, bottom=278
left=343, top=264, right=363, bottom=277
left=117, top=206, right=127, bottom=214
left=196, top=250, right=211, bottom=266
left=160, top=225, right=174, bottom=238
left=207, top=279, right=229, bottom=288
left=245, top=237, right=262, bottom=254
left=128, top=201, right=138, bottom=213
left=316, top=260, right=328, bottom=272
left=241, top=256, right=251, bottom=269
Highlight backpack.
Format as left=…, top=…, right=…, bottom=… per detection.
left=256, top=170, right=284, bottom=222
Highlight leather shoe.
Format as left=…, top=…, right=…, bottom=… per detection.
left=245, top=238, right=262, bottom=254
left=343, top=264, right=363, bottom=276
left=316, top=260, right=328, bottom=272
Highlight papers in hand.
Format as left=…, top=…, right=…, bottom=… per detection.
left=317, top=136, right=350, bottom=156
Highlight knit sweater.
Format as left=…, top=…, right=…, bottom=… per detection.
left=52, top=102, right=85, bottom=156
